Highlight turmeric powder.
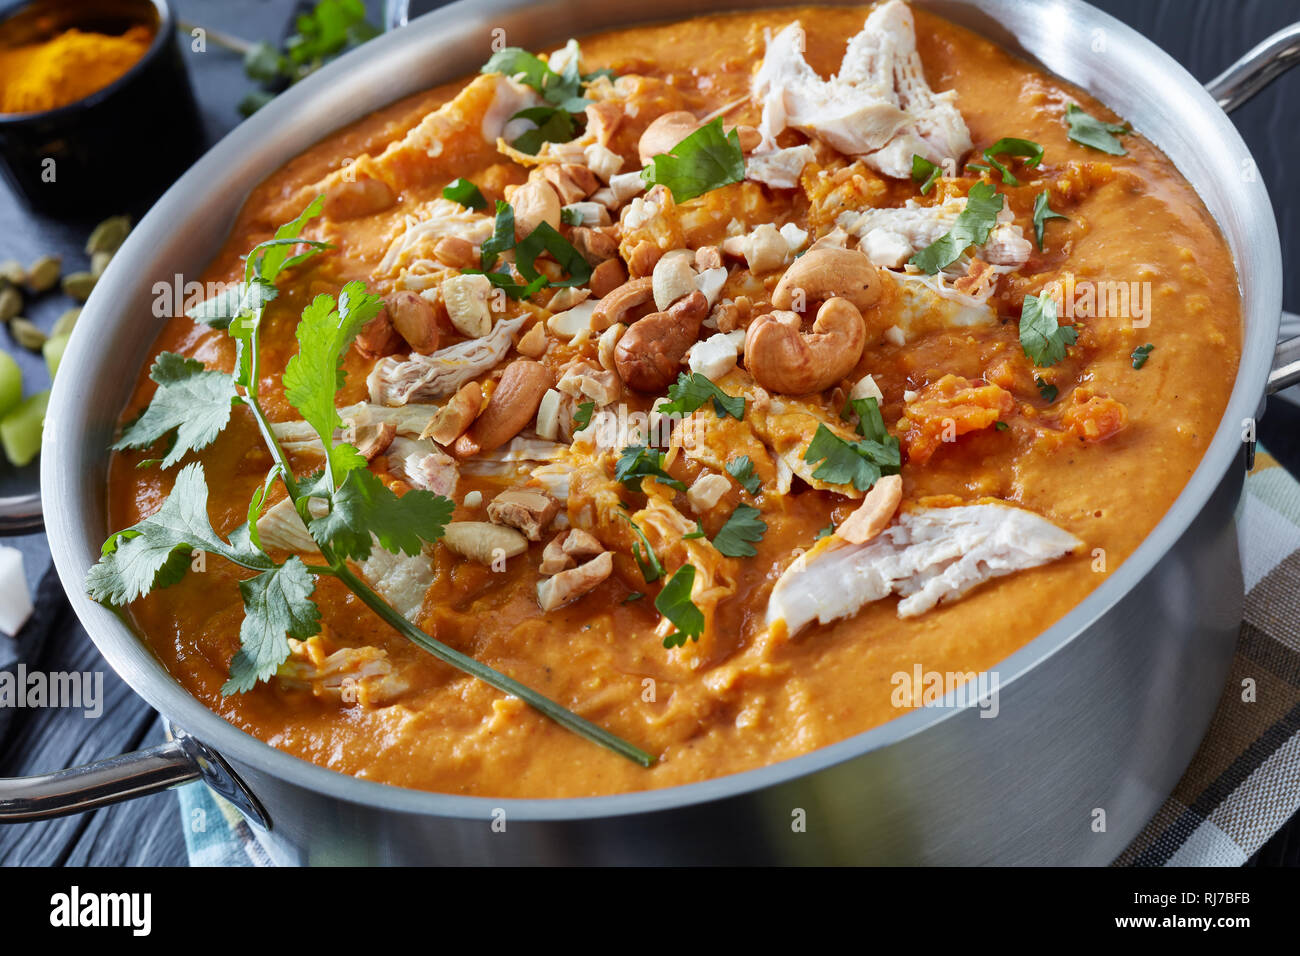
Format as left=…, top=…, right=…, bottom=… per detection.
left=0, top=26, right=153, bottom=114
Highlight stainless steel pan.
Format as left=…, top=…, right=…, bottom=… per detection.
left=6, top=0, right=1300, bottom=864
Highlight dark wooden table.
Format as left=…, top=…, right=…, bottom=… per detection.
left=3, top=0, right=1300, bottom=866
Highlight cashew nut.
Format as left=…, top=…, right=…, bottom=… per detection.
left=614, top=289, right=708, bottom=392
left=589, top=258, right=627, bottom=299
left=422, top=381, right=482, bottom=446
left=510, top=179, right=562, bottom=238
left=442, top=273, right=493, bottom=338
left=836, top=474, right=903, bottom=544
left=537, top=551, right=614, bottom=611
left=592, top=276, right=654, bottom=327
left=452, top=359, right=554, bottom=457
left=744, top=297, right=866, bottom=395
left=771, top=246, right=882, bottom=313
left=638, top=111, right=701, bottom=165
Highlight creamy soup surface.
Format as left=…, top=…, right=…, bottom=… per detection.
left=106, top=3, right=1240, bottom=797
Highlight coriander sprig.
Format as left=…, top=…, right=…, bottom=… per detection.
left=87, top=199, right=654, bottom=768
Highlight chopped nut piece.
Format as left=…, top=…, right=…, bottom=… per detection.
left=583, top=143, right=623, bottom=183
left=442, top=521, right=529, bottom=564
left=516, top=321, right=549, bottom=358
left=539, top=533, right=576, bottom=575
left=422, top=381, right=481, bottom=445
left=433, top=236, right=477, bottom=269
left=547, top=286, right=591, bottom=312
left=487, top=487, right=561, bottom=541
left=652, top=250, right=697, bottom=311
left=537, top=551, right=613, bottom=611
left=346, top=420, right=397, bottom=461
left=535, top=388, right=562, bottom=440
left=462, top=490, right=483, bottom=509
left=442, top=273, right=493, bottom=338
left=687, top=473, right=731, bottom=514
left=571, top=226, right=619, bottom=265
left=537, top=163, right=600, bottom=204
left=561, top=528, right=602, bottom=557
left=836, top=474, right=903, bottom=544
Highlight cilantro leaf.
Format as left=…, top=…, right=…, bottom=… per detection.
left=86, top=463, right=273, bottom=606
left=1019, top=293, right=1078, bottom=367
left=711, top=503, right=766, bottom=558
left=683, top=520, right=706, bottom=540
left=641, top=118, right=745, bottom=203
left=656, top=371, right=745, bottom=420
left=620, top=513, right=664, bottom=583
left=814, top=522, right=835, bottom=540
left=1032, top=191, right=1068, bottom=251
left=442, top=177, right=487, bottom=210
left=615, top=445, right=687, bottom=493
left=514, top=221, right=592, bottom=288
left=911, top=154, right=941, bottom=194
left=725, top=455, right=761, bottom=495
left=112, top=353, right=242, bottom=468
left=509, top=106, right=577, bottom=154
left=658, top=564, right=704, bottom=648
left=463, top=269, right=547, bottom=301
left=479, top=200, right=516, bottom=271
left=909, top=182, right=1004, bottom=275
left=660, top=371, right=743, bottom=421
left=1065, top=104, right=1128, bottom=156
left=1035, top=377, right=1059, bottom=403
left=802, top=424, right=900, bottom=492
left=981, top=137, right=1043, bottom=186
left=622, top=591, right=645, bottom=603
left=282, top=282, right=384, bottom=485
left=842, top=395, right=889, bottom=442
left=481, top=47, right=587, bottom=110
left=1131, top=343, right=1154, bottom=369
left=573, top=400, right=595, bottom=430
left=308, top=466, right=454, bottom=562
left=244, top=193, right=331, bottom=284
left=222, top=557, right=322, bottom=694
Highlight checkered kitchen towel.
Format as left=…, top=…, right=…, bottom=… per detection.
left=178, top=449, right=1300, bottom=866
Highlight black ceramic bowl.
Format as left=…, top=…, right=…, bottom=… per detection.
left=0, top=0, right=202, bottom=215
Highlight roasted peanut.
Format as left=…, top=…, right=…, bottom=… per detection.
left=614, top=290, right=708, bottom=392
left=626, top=239, right=664, bottom=278
left=422, top=381, right=482, bottom=446
left=571, top=225, right=619, bottom=265
left=385, top=291, right=441, bottom=353
left=836, top=474, right=902, bottom=544
left=347, top=421, right=397, bottom=461
left=353, top=308, right=404, bottom=359
left=589, top=258, right=627, bottom=299
left=322, top=177, right=396, bottom=220
left=638, top=111, right=701, bottom=165
left=511, top=179, right=562, bottom=238
left=771, top=246, right=882, bottom=313
left=433, top=236, right=477, bottom=269
left=537, top=163, right=600, bottom=204
left=452, top=359, right=554, bottom=456
left=744, top=297, right=866, bottom=395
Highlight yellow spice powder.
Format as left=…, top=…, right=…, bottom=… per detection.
left=0, top=25, right=153, bottom=114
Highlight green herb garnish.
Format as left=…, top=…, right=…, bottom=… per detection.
left=442, top=177, right=487, bottom=210
left=994, top=420, right=1009, bottom=431
left=1032, top=191, right=1068, bottom=251
left=620, top=514, right=665, bottom=583
left=1019, top=292, right=1078, bottom=367
left=573, top=400, right=595, bottom=430
left=615, top=444, right=687, bottom=493
left=1064, top=104, right=1129, bottom=156
left=657, top=565, right=704, bottom=648
left=656, top=371, right=745, bottom=420
left=909, top=182, right=1004, bottom=275
left=980, top=138, right=1044, bottom=187
left=1035, top=377, right=1059, bottom=403
left=711, top=504, right=767, bottom=558
left=814, top=522, right=835, bottom=540
left=725, top=455, right=761, bottom=495
left=911, top=154, right=941, bottom=194
left=1131, top=343, right=1154, bottom=369
left=112, top=353, right=241, bottom=469
left=89, top=200, right=653, bottom=769
left=508, top=105, right=577, bottom=155
left=683, top=520, right=706, bottom=540
left=641, top=118, right=745, bottom=203
left=802, top=424, right=901, bottom=492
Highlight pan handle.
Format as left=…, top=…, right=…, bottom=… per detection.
left=1207, top=28, right=1300, bottom=394
left=0, top=725, right=270, bottom=827
left=0, top=491, right=42, bottom=536
left=1206, top=23, right=1300, bottom=113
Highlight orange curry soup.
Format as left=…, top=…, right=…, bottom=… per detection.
left=107, top=4, right=1240, bottom=796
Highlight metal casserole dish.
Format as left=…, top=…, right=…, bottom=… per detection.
left=6, top=0, right=1300, bottom=864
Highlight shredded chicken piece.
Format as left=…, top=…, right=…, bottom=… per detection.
left=752, top=1, right=972, bottom=178
left=767, top=503, right=1081, bottom=636
left=367, top=316, right=525, bottom=406
left=278, top=637, right=409, bottom=707
left=384, top=436, right=459, bottom=496
left=359, top=546, right=436, bottom=622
